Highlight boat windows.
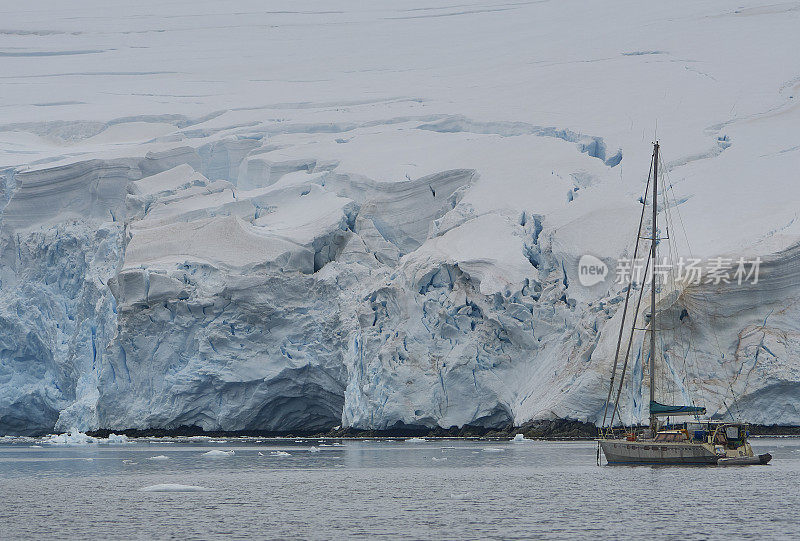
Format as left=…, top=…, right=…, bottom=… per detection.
left=654, top=432, right=687, bottom=442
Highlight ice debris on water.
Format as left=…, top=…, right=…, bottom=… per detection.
left=512, top=434, right=527, bottom=442
left=406, top=437, right=426, bottom=443
left=202, top=449, right=235, bottom=457
left=42, top=430, right=129, bottom=445
left=148, top=455, right=170, bottom=461
left=309, top=446, right=320, bottom=453
left=270, top=451, right=291, bottom=457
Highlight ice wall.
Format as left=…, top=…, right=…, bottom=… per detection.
left=1, top=0, right=799, bottom=434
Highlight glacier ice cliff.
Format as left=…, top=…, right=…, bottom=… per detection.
left=1, top=131, right=798, bottom=435
left=1, top=0, right=799, bottom=434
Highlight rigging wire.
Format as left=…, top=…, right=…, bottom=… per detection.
left=609, top=254, right=651, bottom=429
left=601, top=152, right=654, bottom=429
left=660, top=158, right=712, bottom=422
left=659, top=162, right=694, bottom=411
left=659, top=153, right=743, bottom=420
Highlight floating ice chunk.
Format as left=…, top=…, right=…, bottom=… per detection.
left=207, top=440, right=227, bottom=444
left=309, top=446, right=320, bottom=453
left=270, top=451, right=291, bottom=457
left=148, top=455, right=170, bottom=461
left=140, top=484, right=212, bottom=492
left=202, top=449, right=234, bottom=457
left=512, top=434, right=527, bottom=442
left=405, top=437, right=426, bottom=443
left=122, top=459, right=137, bottom=464
left=29, top=445, right=42, bottom=448
left=482, top=448, right=505, bottom=453
left=43, top=429, right=97, bottom=445
left=106, top=434, right=129, bottom=444
left=258, top=452, right=264, bottom=456
left=431, top=457, right=447, bottom=462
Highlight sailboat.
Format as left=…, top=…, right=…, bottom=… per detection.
left=597, top=142, right=772, bottom=466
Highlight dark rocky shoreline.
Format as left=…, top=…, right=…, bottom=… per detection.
left=84, top=419, right=800, bottom=440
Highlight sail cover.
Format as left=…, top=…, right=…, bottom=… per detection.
left=650, top=401, right=706, bottom=416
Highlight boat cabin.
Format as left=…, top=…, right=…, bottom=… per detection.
left=660, top=420, right=750, bottom=447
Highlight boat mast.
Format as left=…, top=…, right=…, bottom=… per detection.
left=650, top=141, right=659, bottom=430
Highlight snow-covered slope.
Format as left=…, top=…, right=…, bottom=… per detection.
left=1, top=0, right=799, bottom=434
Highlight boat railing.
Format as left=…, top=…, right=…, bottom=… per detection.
left=599, top=427, right=641, bottom=440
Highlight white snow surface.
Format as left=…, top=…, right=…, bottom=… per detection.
left=0, top=1, right=799, bottom=435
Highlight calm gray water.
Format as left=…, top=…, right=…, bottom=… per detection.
left=0, top=437, right=797, bottom=540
